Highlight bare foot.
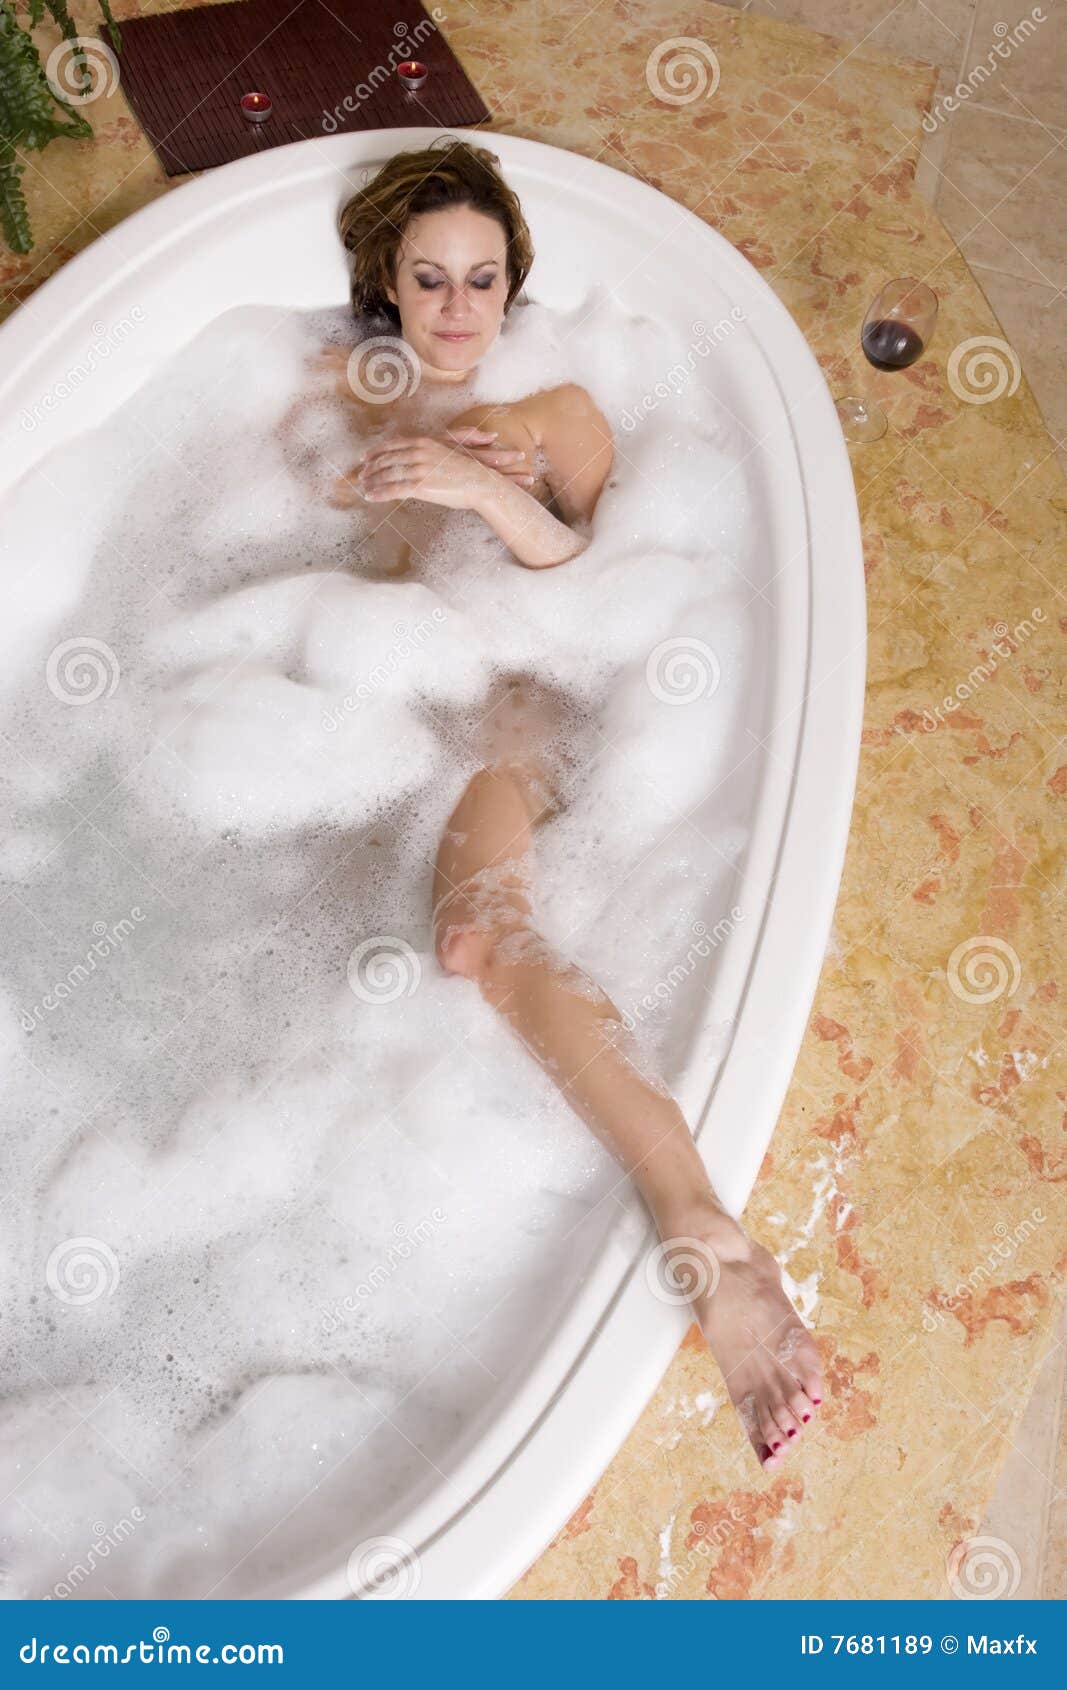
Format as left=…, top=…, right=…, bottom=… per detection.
left=655, top=1203, right=825, bottom=1473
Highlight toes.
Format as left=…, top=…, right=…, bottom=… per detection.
left=758, top=1404, right=786, bottom=1462
left=772, top=1401, right=803, bottom=1443
left=800, top=1368, right=825, bottom=1408
left=787, top=1386, right=816, bottom=1427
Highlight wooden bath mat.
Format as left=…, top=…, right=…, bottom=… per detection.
left=107, top=0, right=493, bottom=177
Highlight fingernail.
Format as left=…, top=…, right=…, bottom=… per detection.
left=787, top=1428, right=797, bottom=1438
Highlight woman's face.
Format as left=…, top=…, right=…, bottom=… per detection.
left=384, top=204, right=510, bottom=383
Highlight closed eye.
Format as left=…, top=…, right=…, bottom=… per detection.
left=416, top=277, right=495, bottom=291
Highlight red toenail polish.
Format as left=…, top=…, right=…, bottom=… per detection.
left=802, top=1413, right=811, bottom=1422
left=773, top=1442, right=782, bottom=1451
left=787, top=1428, right=797, bottom=1437
left=812, top=1397, right=822, bottom=1405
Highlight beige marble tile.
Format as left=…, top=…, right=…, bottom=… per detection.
left=969, top=266, right=1067, bottom=473
left=979, top=1307, right=1065, bottom=1597
left=916, top=67, right=961, bottom=203
left=963, top=0, right=1067, bottom=131
left=735, top=0, right=976, bottom=71
left=935, top=104, right=1067, bottom=288
left=1046, top=1310, right=1067, bottom=1599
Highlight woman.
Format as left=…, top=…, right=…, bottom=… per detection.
left=331, top=138, right=824, bottom=1471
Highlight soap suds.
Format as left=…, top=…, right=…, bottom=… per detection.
left=0, top=286, right=762, bottom=1597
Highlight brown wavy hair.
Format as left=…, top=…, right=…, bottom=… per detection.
left=337, top=137, right=535, bottom=329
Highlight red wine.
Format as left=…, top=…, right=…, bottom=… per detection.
left=861, top=318, right=925, bottom=371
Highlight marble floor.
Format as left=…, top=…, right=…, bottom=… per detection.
left=724, top=0, right=1066, bottom=1604
left=728, top=0, right=1067, bottom=472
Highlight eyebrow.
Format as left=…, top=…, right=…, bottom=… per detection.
left=410, top=258, right=500, bottom=271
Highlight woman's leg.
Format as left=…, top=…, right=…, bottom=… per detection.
left=431, top=758, right=826, bottom=1472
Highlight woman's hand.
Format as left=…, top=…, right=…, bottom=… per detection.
left=355, top=432, right=535, bottom=511
left=443, top=426, right=538, bottom=487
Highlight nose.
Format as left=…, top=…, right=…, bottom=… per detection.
left=441, top=286, right=472, bottom=320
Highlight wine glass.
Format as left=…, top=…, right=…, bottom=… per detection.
left=836, top=278, right=939, bottom=443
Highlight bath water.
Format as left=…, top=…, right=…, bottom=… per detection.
left=0, top=287, right=761, bottom=1597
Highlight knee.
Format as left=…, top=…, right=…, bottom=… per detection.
left=435, top=919, right=497, bottom=979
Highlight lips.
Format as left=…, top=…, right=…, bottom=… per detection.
left=433, top=330, right=475, bottom=341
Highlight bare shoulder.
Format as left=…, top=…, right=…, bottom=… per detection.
left=525, top=383, right=615, bottom=526
left=522, top=382, right=610, bottom=441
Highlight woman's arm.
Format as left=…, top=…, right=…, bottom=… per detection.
left=355, top=386, right=615, bottom=570
left=459, top=384, right=615, bottom=570
left=470, top=473, right=590, bottom=570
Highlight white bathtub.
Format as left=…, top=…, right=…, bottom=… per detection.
left=0, top=128, right=864, bottom=1599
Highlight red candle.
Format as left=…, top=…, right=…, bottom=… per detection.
left=240, top=91, right=273, bottom=123
left=396, top=61, right=428, bottom=91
